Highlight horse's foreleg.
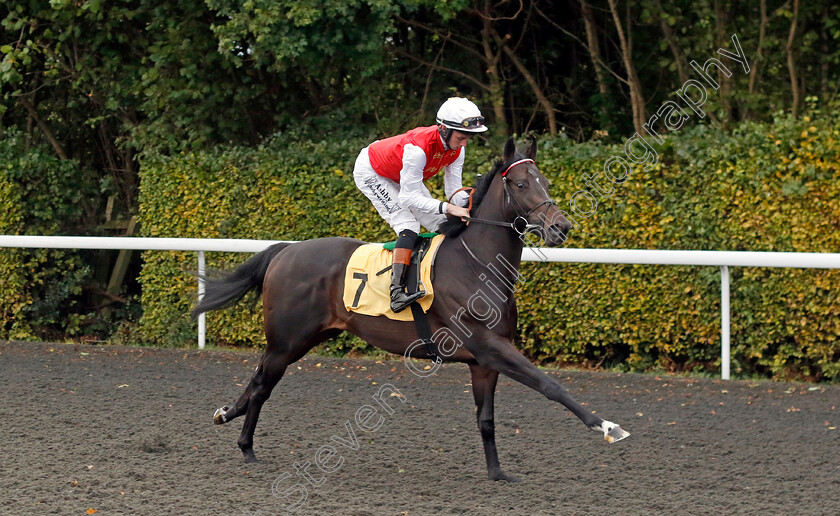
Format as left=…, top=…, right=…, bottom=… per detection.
left=474, top=339, right=629, bottom=443
left=469, top=363, right=520, bottom=482
left=236, top=352, right=288, bottom=463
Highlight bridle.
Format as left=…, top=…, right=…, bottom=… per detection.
left=455, top=157, right=558, bottom=269
left=458, top=159, right=557, bottom=236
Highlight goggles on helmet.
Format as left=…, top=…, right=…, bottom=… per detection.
left=441, top=116, right=485, bottom=130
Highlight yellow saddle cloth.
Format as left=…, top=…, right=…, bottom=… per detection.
left=343, top=234, right=445, bottom=321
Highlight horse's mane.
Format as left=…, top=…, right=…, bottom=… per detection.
left=437, top=149, right=527, bottom=238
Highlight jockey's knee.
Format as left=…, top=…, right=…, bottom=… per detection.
left=393, top=220, right=421, bottom=239
left=396, top=229, right=418, bottom=249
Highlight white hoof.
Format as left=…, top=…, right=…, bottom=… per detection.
left=598, top=420, right=630, bottom=443
left=213, top=406, right=229, bottom=425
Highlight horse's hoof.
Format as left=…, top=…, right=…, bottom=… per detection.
left=213, top=406, right=230, bottom=425
left=242, top=449, right=258, bottom=463
left=489, top=470, right=521, bottom=482
left=599, top=420, right=630, bottom=443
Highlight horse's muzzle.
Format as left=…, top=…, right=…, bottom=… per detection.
left=545, top=221, right=571, bottom=247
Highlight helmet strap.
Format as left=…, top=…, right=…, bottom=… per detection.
left=438, top=124, right=453, bottom=150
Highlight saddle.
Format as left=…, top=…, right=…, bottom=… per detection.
left=382, top=232, right=439, bottom=251
left=343, top=234, right=445, bottom=322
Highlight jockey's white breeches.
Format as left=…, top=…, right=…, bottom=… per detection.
left=353, top=147, right=447, bottom=235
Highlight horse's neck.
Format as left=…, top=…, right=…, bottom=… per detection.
left=458, top=180, right=524, bottom=276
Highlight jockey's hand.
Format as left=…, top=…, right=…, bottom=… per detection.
left=446, top=204, right=471, bottom=221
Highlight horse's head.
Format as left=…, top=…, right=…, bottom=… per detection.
left=437, top=136, right=571, bottom=246
left=497, top=136, right=570, bottom=247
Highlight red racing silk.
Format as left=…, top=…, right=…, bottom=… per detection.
left=368, top=126, right=461, bottom=182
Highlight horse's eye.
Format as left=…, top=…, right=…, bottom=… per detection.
left=516, top=181, right=525, bottom=189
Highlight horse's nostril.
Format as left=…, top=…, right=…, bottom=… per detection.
left=548, top=224, right=570, bottom=242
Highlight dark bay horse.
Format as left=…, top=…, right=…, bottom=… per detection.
left=193, top=137, right=629, bottom=481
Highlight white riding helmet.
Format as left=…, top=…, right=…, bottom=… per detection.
left=436, top=97, right=488, bottom=133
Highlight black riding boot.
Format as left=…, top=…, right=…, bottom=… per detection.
left=390, top=249, right=425, bottom=313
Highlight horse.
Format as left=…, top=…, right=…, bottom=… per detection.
left=193, top=137, right=629, bottom=482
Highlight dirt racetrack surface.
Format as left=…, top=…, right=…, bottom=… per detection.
left=1, top=340, right=838, bottom=516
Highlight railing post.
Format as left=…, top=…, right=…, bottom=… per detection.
left=198, top=250, right=206, bottom=350
left=720, top=265, right=730, bottom=380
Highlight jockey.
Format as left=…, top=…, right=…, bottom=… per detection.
left=353, top=97, right=488, bottom=313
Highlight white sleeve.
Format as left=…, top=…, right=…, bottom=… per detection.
left=398, top=144, right=444, bottom=215
left=444, top=148, right=469, bottom=207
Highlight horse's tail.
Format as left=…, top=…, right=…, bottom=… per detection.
left=191, top=242, right=293, bottom=317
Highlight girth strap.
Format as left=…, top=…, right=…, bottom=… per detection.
left=409, top=303, right=439, bottom=361
left=404, top=238, right=440, bottom=361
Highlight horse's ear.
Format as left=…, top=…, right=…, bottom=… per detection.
left=504, top=138, right=516, bottom=162
left=526, top=135, right=537, bottom=160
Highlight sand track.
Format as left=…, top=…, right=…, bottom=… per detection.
left=1, top=341, right=838, bottom=515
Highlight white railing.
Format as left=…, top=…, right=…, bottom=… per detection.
left=524, top=248, right=840, bottom=380
left=0, top=235, right=292, bottom=355
left=3, top=235, right=840, bottom=380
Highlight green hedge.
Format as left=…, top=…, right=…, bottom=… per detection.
left=139, top=112, right=840, bottom=380
left=0, top=129, right=97, bottom=339
left=137, top=136, right=479, bottom=349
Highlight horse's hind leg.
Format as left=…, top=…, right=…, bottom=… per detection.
left=236, top=350, right=289, bottom=463
left=213, top=365, right=258, bottom=425
left=469, top=363, right=520, bottom=482
left=233, top=328, right=342, bottom=463
left=213, top=339, right=320, bottom=426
